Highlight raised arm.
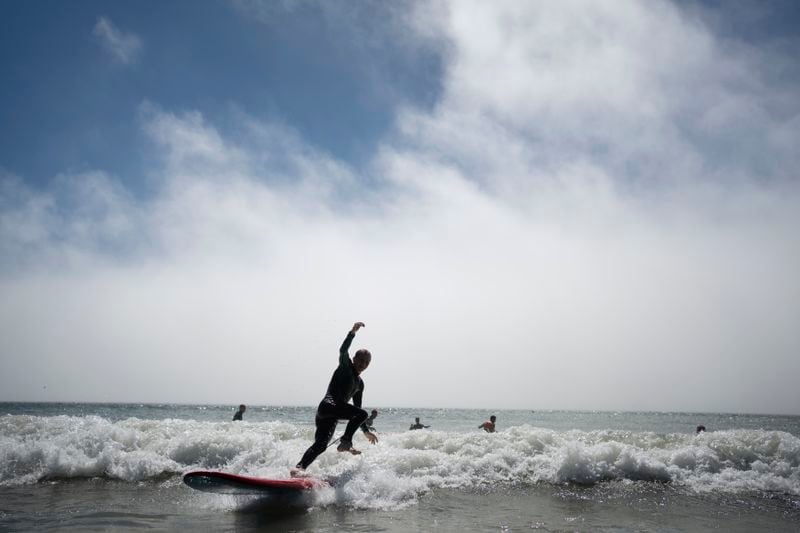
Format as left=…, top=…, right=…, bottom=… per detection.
left=339, top=322, right=365, bottom=365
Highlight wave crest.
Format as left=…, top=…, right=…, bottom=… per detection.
left=2, top=415, right=798, bottom=506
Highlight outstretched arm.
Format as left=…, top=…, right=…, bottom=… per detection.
left=339, top=321, right=365, bottom=365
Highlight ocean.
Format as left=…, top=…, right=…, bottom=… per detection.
left=1, top=403, right=798, bottom=532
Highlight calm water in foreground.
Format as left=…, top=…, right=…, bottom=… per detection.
left=1, top=403, right=799, bottom=531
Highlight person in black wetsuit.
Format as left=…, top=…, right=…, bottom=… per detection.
left=292, top=322, right=378, bottom=474
left=232, top=404, right=246, bottom=421
left=409, top=417, right=429, bottom=430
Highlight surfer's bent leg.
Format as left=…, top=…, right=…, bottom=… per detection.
left=296, top=410, right=338, bottom=470
left=336, top=404, right=368, bottom=449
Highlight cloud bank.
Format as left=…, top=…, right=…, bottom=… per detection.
left=1, top=1, right=798, bottom=413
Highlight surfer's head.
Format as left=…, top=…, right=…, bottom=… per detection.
left=490, top=415, right=496, bottom=423
left=353, top=349, right=371, bottom=374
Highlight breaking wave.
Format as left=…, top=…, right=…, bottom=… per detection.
left=2, top=415, right=798, bottom=508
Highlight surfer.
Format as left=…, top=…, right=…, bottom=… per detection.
left=232, top=404, right=246, bottom=421
left=478, top=415, right=496, bottom=433
left=409, top=417, right=429, bottom=430
left=292, top=322, right=378, bottom=475
left=365, top=409, right=378, bottom=431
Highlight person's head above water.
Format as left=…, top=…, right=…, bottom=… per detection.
left=371, top=409, right=378, bottom=416
left=353, top=349, right=371, bottom=374
left=239, top=404, right=246, bottom=412
left=490, top=415, right=496, bottom=423
left=415, top=417, right=420, bottom=423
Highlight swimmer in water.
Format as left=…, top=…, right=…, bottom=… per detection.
left=478, top=415, right=496, bottom=433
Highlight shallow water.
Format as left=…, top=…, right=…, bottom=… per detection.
left=2, top=478, right=798, bottom=532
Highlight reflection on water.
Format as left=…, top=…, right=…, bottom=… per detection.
left=2, top=478, right=800, bottom=533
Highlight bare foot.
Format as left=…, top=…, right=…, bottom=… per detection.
left=341, top=448, right=361, bottom=455
left=337, top=443, right=362, bottom=455
left=290, top=467, right=307, bottom=478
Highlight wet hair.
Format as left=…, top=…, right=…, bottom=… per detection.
left=239, top=404, right=246, bottom=410
left=490, top=415, right=496, bottom=422
left=696, top=425, right=706, bottom=433
left=371, top=409, right=378, bottom=415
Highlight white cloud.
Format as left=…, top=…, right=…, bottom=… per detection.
left=93, top=16, right=142, bottom=65
left=1, top=2, right=799, bottom=413
left=400, top=0, right=799, bottom=189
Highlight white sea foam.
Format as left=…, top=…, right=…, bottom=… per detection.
left=1, top=415, right=798, bottom=509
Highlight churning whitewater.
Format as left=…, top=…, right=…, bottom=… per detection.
left=2, top=411, right=798, bottom=510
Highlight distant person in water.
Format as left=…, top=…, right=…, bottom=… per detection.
left=479, top=415, right=497, bottom=433
left=365, top=409, right=379, bottom=431
left=292, top=322, right=378, bottom=475
left=232, top=404, right=246, bottom=421
left=696, top=425, right=706, bottom=434
left=409, top=417, right=429, bottom=430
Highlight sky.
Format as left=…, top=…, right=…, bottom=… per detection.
left=1, top=0, right=799, bottom=414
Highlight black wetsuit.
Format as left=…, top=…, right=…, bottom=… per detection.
left=296, top=331, right=370, bottom=470
left=232, top=410, right=243, bottom=421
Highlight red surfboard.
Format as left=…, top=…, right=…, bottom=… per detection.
left=183, top=470, right=328, bottom=495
